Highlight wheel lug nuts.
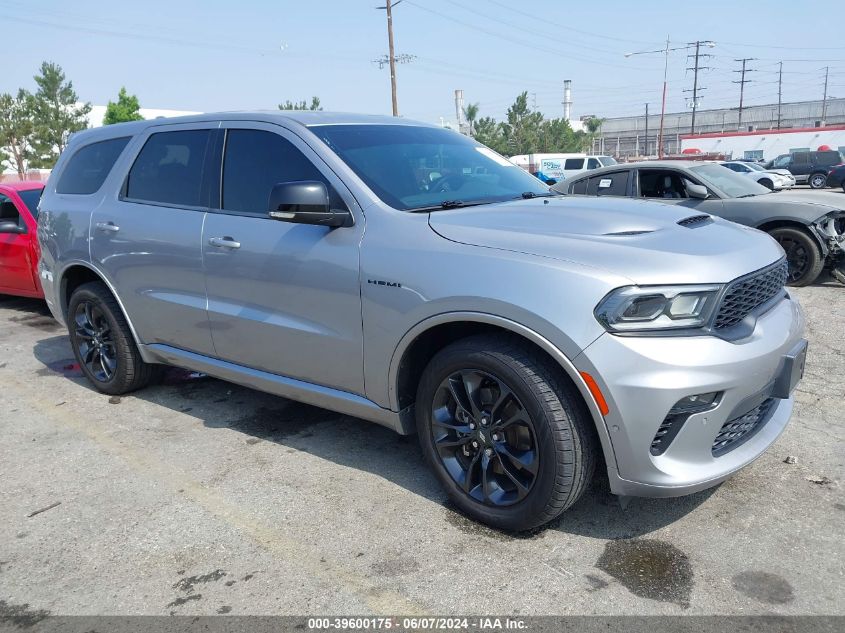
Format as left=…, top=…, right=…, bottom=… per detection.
left=469, top=422, right=476, bottom=430
left=481, top=417, right=489, bottom=426
left=484, top=448, right=493, bottom=457
left=492, top=433, right=500, bottom=441
left=471, top=441, right=479, bottom=449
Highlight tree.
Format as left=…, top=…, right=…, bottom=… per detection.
left=500, top=92, right=544, bottom=155
left=29, top=62, right=91, bottom=168
left=278, top=96, right=322, bottom=111
left=473, top=116, right=506, bottom=154
left=103, top=87, right=143, bottom=125
left=0, top=90, right=35, bottom=179
left=463, top=102, right=479, bottom=136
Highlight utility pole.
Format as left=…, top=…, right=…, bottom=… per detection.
left=777, top=61, right=783, bottom=129
left=376, top=0, right=402, bottom=116
left=684, top=41, right=714, bottom=135
left=658, top=36, right=669, bottom=158
left=733, top=58, right=756, bottom=129
left=821, top=66, right=829, bottom=125
left=644, top=103, right=649, bottom=156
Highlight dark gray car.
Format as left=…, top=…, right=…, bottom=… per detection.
left=553, top=161, right=845, bottom=286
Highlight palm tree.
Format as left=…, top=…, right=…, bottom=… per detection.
left=463, top=102, right=479, bottom=136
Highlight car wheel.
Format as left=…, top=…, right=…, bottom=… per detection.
left=759, top=178, right=774, bottom=190
left=841, top=181, right=845, bottom=194
left=416, top=334, right=596, bottom=531
left=768, top=227, right=824, bottom=287
left=67, top=281, right=159, bottom=394
left=809, top=173, right=827, bottom=189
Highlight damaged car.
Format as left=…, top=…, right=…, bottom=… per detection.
left=553, top=161, right=845, bottom=286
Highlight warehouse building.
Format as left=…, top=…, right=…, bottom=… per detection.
left=594, top=98, right=845, bottom=159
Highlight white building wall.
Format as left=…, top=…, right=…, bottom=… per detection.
left=680, top=127, right=845, bottom=161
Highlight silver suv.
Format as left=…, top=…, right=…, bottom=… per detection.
left=38, top=113, right=807, bottom=530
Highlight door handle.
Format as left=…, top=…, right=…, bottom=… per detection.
left=208, top=236, right=241, bottom=249
left=95, top=221, right=120, bottom=233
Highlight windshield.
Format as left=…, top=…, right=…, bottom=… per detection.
left=744, top=162, right=765, bottom=172
left=598, top=156, right=617, bottom=167
left=689, top=163, right=771, bottom=197
left=17, top=188, right=43, bottom=220
left=309, top=124, right=549, bottom=210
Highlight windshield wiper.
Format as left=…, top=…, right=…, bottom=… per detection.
left=519, top=191, right=560, bottom=199
left=408, top=200, right=496, bottom=213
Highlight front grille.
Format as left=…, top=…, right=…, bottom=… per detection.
left=677, top=214, right=712, bottom=228
left=712, top=398, right=776, bottom=456
left=713, top=260, right=788, bottom=330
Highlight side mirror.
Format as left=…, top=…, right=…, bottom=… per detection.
left=0, top=220, right=24, bottom=234
left=686, top=182, right=710, bottom=199
left=268, top=181, right=350, bottom=228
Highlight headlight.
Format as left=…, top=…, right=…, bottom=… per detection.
left=595, top=285, right=722, bottom=332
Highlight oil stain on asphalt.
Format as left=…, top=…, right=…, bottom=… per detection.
left=172, top=569, right=227, bottom=593
left=595, top=539, right=693, bottom=608
left=731, top=571, right=794, bottom=604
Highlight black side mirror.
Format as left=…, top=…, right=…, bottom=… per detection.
left=268, top=181, right=351, bottom=228
left=0, top=220, right=24, bottom=234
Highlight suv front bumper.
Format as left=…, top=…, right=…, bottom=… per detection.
left=575, top=295, right=805, bottom=497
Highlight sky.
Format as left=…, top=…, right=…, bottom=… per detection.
left=4, top=0, right=844, bottom=125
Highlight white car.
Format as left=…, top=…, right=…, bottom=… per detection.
left=722, top=161, right=795, bottom=190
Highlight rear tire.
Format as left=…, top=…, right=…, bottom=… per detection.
left=808, top=172, right=827, bottom=189
left=768, top=227, right=824, bottom=287
left=416, top=334, right=596, bottom=531
left=67, top=281, right=158, bottom=395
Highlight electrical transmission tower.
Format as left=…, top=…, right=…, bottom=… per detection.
left=683, top=40, right=715, bottom=135
left=733, top=58, right=756, bottom=129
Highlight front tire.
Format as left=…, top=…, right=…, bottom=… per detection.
left=67, top=281, right=158, bottom=394
left=768, top=227, right=824, bottom=287
left=809, top=172, right=827, bottom=189
left=759, top=178, right=774, bottom=190
left=416, top=334, right=596, bottom=531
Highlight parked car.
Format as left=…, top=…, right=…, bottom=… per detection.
left=826, top=163, right=845, bottom=192
left=721, top=160, right=795, bottom=190
left=766, top=150, right=844, bottom=189
left=553, top=161, right=845, bottom=286
left=39, top=113, right=807, bottom=531
left=509, top=153, right=616, bottom=181
left=0, top=181, right=44, bottom=299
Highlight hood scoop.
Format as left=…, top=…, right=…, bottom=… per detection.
left=603, top=229, right=655, bottom=236
left=677, top=214, right=713, bottom=228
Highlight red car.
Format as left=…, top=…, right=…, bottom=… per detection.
left=0, top=181, right=45, bottom=298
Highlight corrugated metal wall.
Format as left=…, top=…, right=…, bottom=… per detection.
left=595, top=98, right=845, bottom=158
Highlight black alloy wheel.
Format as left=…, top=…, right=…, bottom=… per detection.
left=73, top=300, right=117, bottom=382
left=67, top=281, right=159, bottom=394
left=431, top=369, right=538, bottom=506
left=769, top=226, right=824, bottom=287
left=416, top=334, right=597, bottom=531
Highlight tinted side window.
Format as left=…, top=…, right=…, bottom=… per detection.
left=569, top=178, right=588, bottom=194
left=817, top=151, right=841, bottom=166
left=126, top=130, right=210, bottom=207
left=587, top=158, right=600, bottom=169
left=56, top=137, right=131, bottom=195
left=222, top=129, right=329, bottom=214
left=724, top=163, right=742, bottom=172
left=564, top=158, right=585, bottom=170
left=792, top=152, right=810, bottom=164
left=586, top=171, right=629, bottom=196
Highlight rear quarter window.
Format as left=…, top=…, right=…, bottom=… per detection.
left=568, top=178, right=588, bottom=194
left=55, top=137, right=131, bottom=195
left=585, top=171, right=629, bottom=196
left=564, top=158, right=585, bottom=170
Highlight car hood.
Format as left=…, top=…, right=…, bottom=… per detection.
left=765, top=169, right=793, bottom=178
left=764, top=190, right=845, bottom=214
left=428, top=197, right=784, bottom=286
